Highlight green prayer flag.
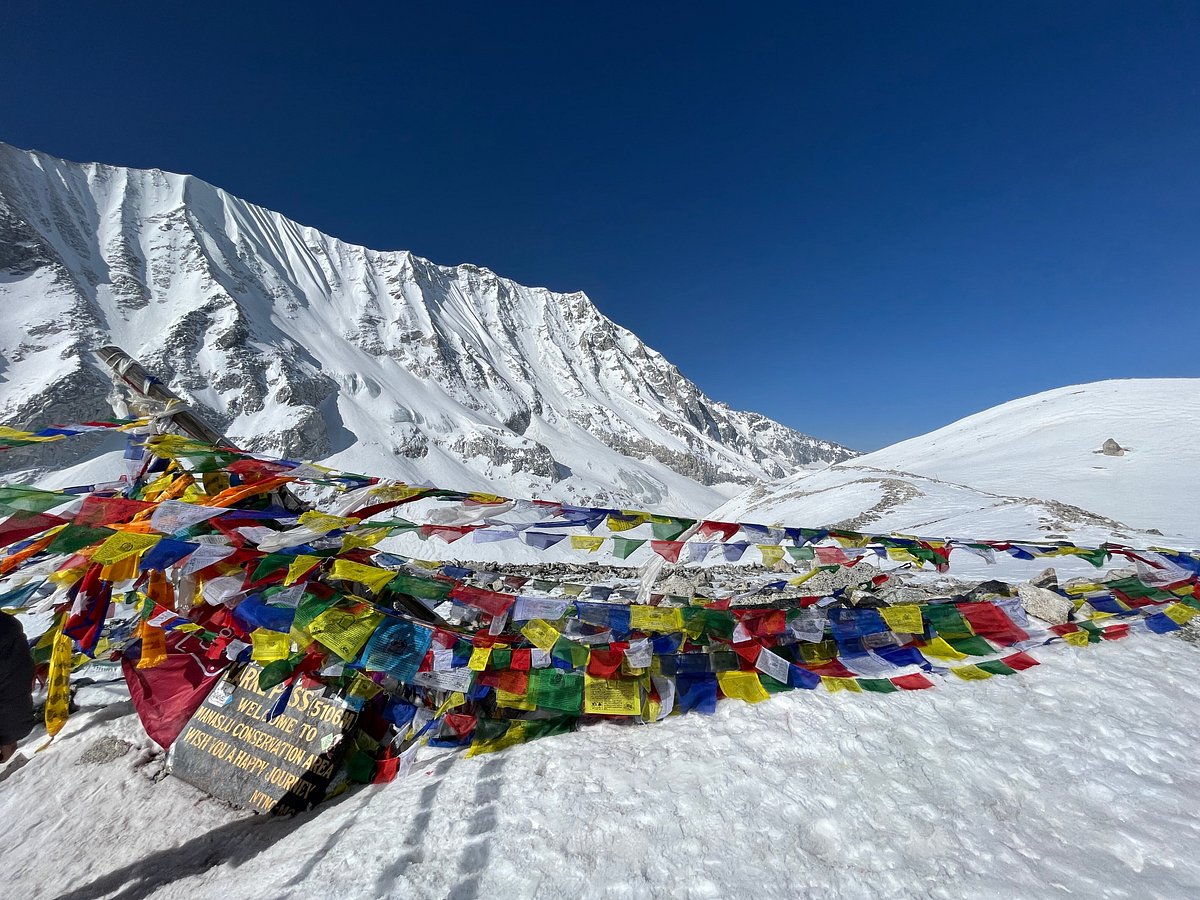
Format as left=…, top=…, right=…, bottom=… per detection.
left=976, top=660, right=1017, bottom=676
left=387, top=572, right=454, bottom=601
left=529, top=669, right=584, bottom=714
left=759, top=674, right=793, bottom=694
left=612, top=536, right=646, bottom=560
left=651, top=517, right=696, bottom=541
left=293, top=591, right=340, bottom=631
left=0, top=486, right=69, bottom=515
left=46, top=524, right=116, bottom=555
left=551, top=637, right=589, bottom=669
left=924, top=604, right=974, bottom=640
left=947, top=635, right=996, bottom=657
left=858, top=678, right=898, bottom=693
left=251, top=553, right=293, bottom=582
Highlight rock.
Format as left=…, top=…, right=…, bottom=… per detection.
left=1099, top=438, right=1126, bottom=456
left=1030, top=567, right=1059, bottom=590
left=1017, top=582, right=1073, bottom=625
left=965, top=579, right=1016, bottom=601
left=77, top=736, right=133, bottom=766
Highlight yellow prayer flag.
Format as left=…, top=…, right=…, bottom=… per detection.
left=298, top=510, right=361, bottom=534
left=629, top=606, right=684, bottom=633
left=346, top=672, right=382, bottom=703
left=921, top=636, right=968, bottom=661
left=250, top=628, right=292, bottom=663
left=495, top=688, right=536, bottom=711
left=140, top=473, right=177, bottom=502
left=44, top=623, right=73, bottom=740
left=329, top=559, right=396, bottom=595
left=788, top=569, right=821, bottom=587
left=758, top=545, right=785, bottom=568
left=308, top=606, right=384, bottom=660
left=583, top=674, right=641, bottom=715
left=468, top=646, right=492, bottom=671
left=606, top=512, right=647, bottom=532
left=1061, top=629, right=1091, bottom=647
left=717, top=670, right=770, bottom=704
left=435, top=692, right=467, bottom=716
left=521, top=619, right=562, bottom=652
left=951, top=664, right=993, bottom=681
left=821, top=676, right=862, bottom=694
left=467, top=721, right=528, bottom=757
left=90, top=531, right=162, bottom=565
left=570, top=535, right=605, bottom=552
left=285, top=554, right=322, bottom=586
left=340, top=529, right=389, bottom=552
left=137, top=622, right=168, bottom=669
left=880, top=605, right=925, bottom=634
left=100, top=553, right=141, bottom=583
left=1165, top=603, right=1198, bottom=625
left=467, top=492, right=509, bottom=504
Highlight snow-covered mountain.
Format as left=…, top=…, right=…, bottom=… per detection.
left=715, top=380, right=1200, bottom=548
left=0, top=142, right=852, bottom=514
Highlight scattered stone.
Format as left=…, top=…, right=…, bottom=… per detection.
left=1030, top=567, right=1059, bottom=590
left=965, top=579, right=1016, bottom=601
left=1097, top=438, right=1126, bottom=456
left=1017, top=582, right=1073, bottom=625
left=1176, top=619, right=1200, bottom=648
left=77, top=736, right=133, bottom=766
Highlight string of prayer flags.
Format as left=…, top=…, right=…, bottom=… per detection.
left=5, top=412, right=1200, bottom=787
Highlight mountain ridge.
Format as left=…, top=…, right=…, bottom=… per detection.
left=0, top=141, right=853, bottom=515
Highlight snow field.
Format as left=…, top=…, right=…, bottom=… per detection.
left=4, top=631, right=1200, bottom=899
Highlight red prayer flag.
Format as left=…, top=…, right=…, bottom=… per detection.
left=449, top=584, right=516, bottom=616
left=650, top=540, right=683, bottom=563
left=891, top=673, right=935, bottom=690
left=697, top=521, right=740, bottom=542
left=0, top=512, right=67, bottom=548
left=121, top=631, right=230, bottom=747
left=957, top=602, right=1029, bottom=646
left=75, top=495, right=154, bottom=528
left=587, top=647, right=625, bottom=678
left=1000, top=651, right=1040, bottom=671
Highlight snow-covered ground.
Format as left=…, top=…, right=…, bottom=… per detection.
left=5, top=629, right=1200, bottom=900
left=716, top=379, right=1200, bottom=549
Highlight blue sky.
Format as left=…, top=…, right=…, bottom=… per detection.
left=3, top=1, right=1197, bottom=450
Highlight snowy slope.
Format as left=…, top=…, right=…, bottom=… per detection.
left=715, top=380, right=1200, bottom=548
left=5, top=631, right=1200, bottom=899
left=0, top=142, right=851, bottom=515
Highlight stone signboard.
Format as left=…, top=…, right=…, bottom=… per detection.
left=170, top=662, right=360, bottom=813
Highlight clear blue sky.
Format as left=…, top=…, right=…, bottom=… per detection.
left=3, top=2, right=1197, bottom=450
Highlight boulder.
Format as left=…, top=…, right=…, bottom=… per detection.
left=1017, top=582, right=1073, bottom=625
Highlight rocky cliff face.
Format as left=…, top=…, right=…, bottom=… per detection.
left=0, top=142, right=853, bottom=514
